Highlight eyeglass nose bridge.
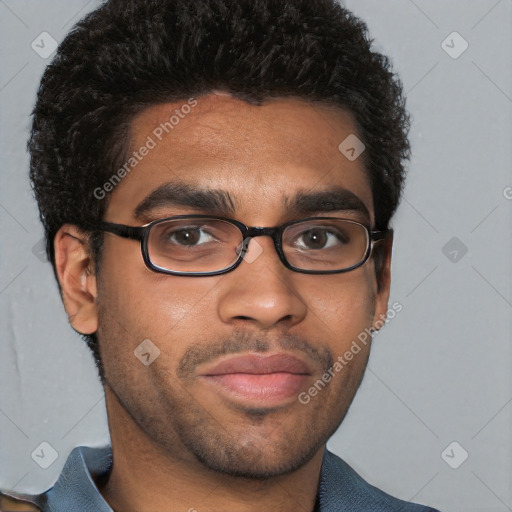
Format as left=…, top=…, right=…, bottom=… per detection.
left=245, top=226, right=280, bottom=238
left=237, top=226, right=283, bottom=257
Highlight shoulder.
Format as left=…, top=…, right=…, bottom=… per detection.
left=0, top=445, right=113, bottom=512
left=319, top=449, right=441, bottom=512
left=0, top=492, right=41, bottom=511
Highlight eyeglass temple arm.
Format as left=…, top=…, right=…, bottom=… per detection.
left=370, top=228, right=392, bottom=242
left=95, top=221, right=145, bottom=241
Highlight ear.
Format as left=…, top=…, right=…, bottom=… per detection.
left=371, top=230, right=393, bottom=332
left=54, top=225, right=98, bottom=335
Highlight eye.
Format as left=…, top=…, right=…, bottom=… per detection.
left=164, top=226, right=216, bottom=246
left=294, top=227, right=349, bottom=250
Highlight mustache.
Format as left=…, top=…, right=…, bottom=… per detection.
left=177, top=330, right=334, bottom=379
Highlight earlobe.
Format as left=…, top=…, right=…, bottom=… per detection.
left=54, top=225, right=98, bottom=335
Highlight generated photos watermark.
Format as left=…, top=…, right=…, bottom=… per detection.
left=298, top=301, right=403, bottom=405
left=93, top=98, right=198, bottom=200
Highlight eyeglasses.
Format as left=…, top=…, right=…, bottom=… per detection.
left=94, top=215, right=388, bottom=276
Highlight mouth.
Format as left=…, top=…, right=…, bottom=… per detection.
left=198, top=354, right=312, bottom=405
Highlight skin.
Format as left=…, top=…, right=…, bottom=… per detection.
left=54, top=93, right=393, bottom=512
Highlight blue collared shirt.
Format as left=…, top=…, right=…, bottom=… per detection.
left=2, top=445, right=441, bottom=511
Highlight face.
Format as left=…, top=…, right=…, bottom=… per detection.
left=56, top=93, right=392, bottom=479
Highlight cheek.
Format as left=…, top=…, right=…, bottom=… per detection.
left=96, top=248, right=223, bottom=392
left=302, top=268, right=377, bottom=347
left=97, top=243, right=224, bottom=357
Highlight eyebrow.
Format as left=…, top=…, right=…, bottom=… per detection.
left=286, top=187, right=371, bottom=223
left=134, top=183, right=237, bottom=220
left=134, top=182, right=371, bottom=224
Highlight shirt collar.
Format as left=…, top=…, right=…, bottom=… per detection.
left=41, top=445, right=339, bottom=512
left=41, top=445, right=113, bottom=511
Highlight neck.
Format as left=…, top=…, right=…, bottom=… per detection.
left=98, top=387, right=324, bottom=512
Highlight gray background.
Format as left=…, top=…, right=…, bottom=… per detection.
left=1, top=1, right=511, bottom=511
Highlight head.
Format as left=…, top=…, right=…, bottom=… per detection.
left=29, top=0, right=409, bottom=479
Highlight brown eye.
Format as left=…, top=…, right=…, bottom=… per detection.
left=158, top=226, right=216, bottom=247
left=169, top=228, right=202, bottom=246
left=296, top=227, right=348, bottom=250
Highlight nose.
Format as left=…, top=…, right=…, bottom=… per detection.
left=217, top=237, right=307, bottom=330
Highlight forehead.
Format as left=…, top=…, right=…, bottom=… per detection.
left=107, top=93, right=374, bottom=224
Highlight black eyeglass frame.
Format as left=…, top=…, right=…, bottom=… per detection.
left=93, top=214, right=390, bottom=276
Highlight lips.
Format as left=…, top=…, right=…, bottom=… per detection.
left=200, top=354, right=312, bottom=376
left=198, top=354, right=312, bottom=405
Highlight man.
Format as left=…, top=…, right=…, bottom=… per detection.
left=0, top=0, right=441, bottom=510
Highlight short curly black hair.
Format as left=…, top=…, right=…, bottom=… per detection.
left=29, top=0, right=410, bottom=382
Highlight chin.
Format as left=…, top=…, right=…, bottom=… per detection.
left=184, top=428, right=325, bottom=480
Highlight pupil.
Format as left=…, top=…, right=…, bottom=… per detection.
left=176, top=229, right=199, bottom=245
